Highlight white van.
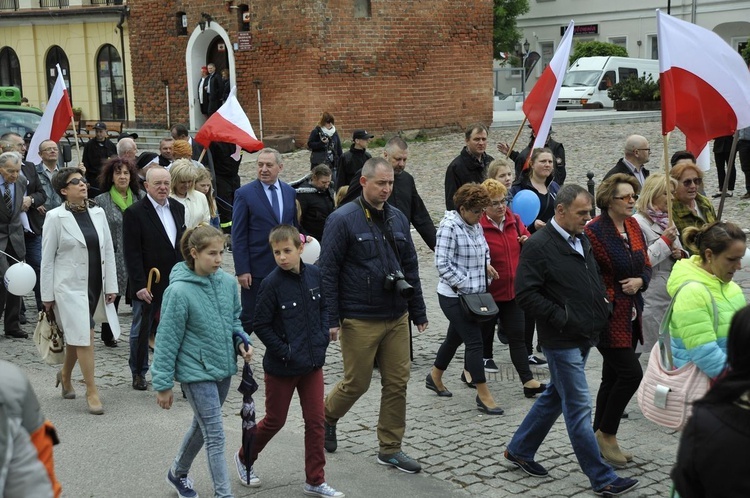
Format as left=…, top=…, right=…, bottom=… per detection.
left=556, top=56, right=660, bottom=109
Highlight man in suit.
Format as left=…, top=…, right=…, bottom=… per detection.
left=197, top=66, right=209, bottom=116
left=604, top=135, right=651, bottom=187
left=0, top=152, right=28, bottom=338
left=123, top=166, right=185, bottom=390
left=206, top=63, right=222, bottom=116
left=0, top=133, right=46, bottom=324
left=232, top=147, right=297, bottom=334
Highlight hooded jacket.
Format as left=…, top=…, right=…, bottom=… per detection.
left=666, top=256, right=746, bottom=379
left=480, top=209, right=530, bottom=302
left=151, top=262, right=251, bottom=392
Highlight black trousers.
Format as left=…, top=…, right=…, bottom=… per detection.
left=434, top=294, right=486, bottom=384
left=215, top=174, right=240, bottom=234
left=593, top=346, right=643, bottom=435
left=480, top=299, right=532, bottom=384
left=738, top=140, right=750, bottom=194
left=715, top=149, right=737, bottom=192
left=0, top=242, right=23, bottom=333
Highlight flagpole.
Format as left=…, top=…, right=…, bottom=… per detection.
left=717, top=130, right=740, bottom=220
left=70, top=115, right=81, bottom=164
left=663, top=134, right=673, bottom=225
left=505, top=117, right=528, bottom=159
left=197, top=148, right=207, bottom=163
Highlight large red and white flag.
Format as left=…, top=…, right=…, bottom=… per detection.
left=523, top=20, right=575, bottom=160
left=657, top=10, right=750, bottom=164
left=195, top=87, right=264, bottom=152
left=27, top=64, right=73, bottom=165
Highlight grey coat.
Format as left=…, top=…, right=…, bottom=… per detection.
left=0, top=180, right=27, bottom=274
left=634, top=213, right=683, bottom=353
left=95, top=190, right=142, bottom=297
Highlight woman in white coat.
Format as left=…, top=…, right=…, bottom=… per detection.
left=41, top=167, right=118, bottom=415
left=633, top=174, right=685, bottom=355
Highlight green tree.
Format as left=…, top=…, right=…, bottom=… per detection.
left=742, top=43, right=750, bottom=65
left=493, top=0, right=530, bottom=61
left=569, top=41, right=628, bottom=64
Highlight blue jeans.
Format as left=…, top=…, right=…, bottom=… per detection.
left=23, top=232, right=43, bottom=311
left=172, top=377, right=233, bottom=498
left=507, top=346, right=618, bottom=490
left=128, top=300, right=147, bottom=376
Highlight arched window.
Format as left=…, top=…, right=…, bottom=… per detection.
left=0, top=47, right=22, bottom=94
left=96, top=44, right=125, bottom=120
left=45, top=46, right=71, bottom=101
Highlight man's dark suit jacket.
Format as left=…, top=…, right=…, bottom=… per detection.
left=20, top=160, right=46, bottom=235
left=207, top=74, right=222, bottom=115
left=604, top=158, right=650, bottom=182
left=232, top=179, right=296, bottom=278
left=122, top=196, right=186, bottom=303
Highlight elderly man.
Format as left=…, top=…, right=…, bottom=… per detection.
left=604, top=135, right=651, bottom=186
left=82, top=121, right=117, bottom=194
left=232, top=148, right=297, bottom=334
left=505, top=184, right=639, bottom=496
left=34, top=140, right=63, bottom=216
left=0, top=152, right=28, bottom=338
left=116, top=137, right=138, bottom=163
left=445, top=123, right=494, bottom=210
left=321, top=157, right=428, bottom=473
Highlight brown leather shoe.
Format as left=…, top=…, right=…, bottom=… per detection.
left=595, top=430, right=627, bottom=467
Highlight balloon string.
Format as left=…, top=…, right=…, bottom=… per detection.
left=0, top=249, right=22, bottom=264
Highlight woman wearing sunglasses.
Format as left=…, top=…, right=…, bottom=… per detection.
left=584, top=173, right=652, bottom=468
left=670, top=161, right=716, bottom=240
left=41, top=167, right=118, bottom=415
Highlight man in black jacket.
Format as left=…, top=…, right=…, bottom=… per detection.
left=504, top=184, right=638, bottom=497
left=444, top=123, right=493, bottom=210
left=335, top=129, right=372, bottom=192
left=295, top=164, right=334, bottom=241
left=604, top=134, right=651, bottom=187
left=320, top=157, right=428, bottom=474
left=338, top=137, right=436, bottom=250
left=81, top=122, right=117, bottom=195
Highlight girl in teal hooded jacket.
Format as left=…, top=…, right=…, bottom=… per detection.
left=152, top=225, right=253, bottom=498
left=667, top=222, right=746, bottom=380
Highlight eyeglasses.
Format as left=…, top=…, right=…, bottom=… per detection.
left=66, top=177, right=88, bottom=186
left=467, top=207, right=484, bottom=215
left=682, top=177, right=703, bottom=187
left=41, top=147, right=58, bottom=153
left=490, top=200, right=507, bottom=207
left=613, top=194, right=639, bottom=202
left=636, top=148, right=651, bottom=152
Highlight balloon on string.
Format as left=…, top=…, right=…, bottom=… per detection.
left=301, top=237, right=321, bottom=264
left=4, top=262, right=36, bottom=296
left=742, top=248, right=750, bottom=268
left=511, top=190, right=541, bottom=226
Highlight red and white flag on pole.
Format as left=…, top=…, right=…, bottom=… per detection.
left=27, top=64, right=73, bottom=165
left=522, top=20, right=575, bottom=161
left=657, top=10, right=750, bottom=167
left=195, top=87, right=264, bottom=152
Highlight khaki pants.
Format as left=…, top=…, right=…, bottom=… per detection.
left=325, top=313, right=411, bottom=454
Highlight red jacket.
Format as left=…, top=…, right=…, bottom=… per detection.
left=481, top=209, right=531, bottom=302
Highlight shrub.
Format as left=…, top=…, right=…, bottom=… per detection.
left=607, top=73, right=660, bottom=102
left=569, top=41, right=628, bottom=65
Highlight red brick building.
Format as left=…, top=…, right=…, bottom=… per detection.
left=128, top=0, right=494, bottom=143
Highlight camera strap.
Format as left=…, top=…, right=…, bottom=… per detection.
left=359, top=197, right=400, bottom=275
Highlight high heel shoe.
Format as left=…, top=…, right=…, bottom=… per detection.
left=56, top=370, right=76, bottom=399
left=425, top=373, right=452, bottom=397
left=476, top=395, right=504, bottom=415
left=460, top=372, right=476, bottom=389
left=523, top=383, right=547, bottom=398
left=86, top=392, right=104, bottom=415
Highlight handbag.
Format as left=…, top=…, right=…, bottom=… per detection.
left=636, top=281, right=714, bottom=430
left=33, top=309, right=65, bottom=366
left=458, top=266, right=499, bottom=322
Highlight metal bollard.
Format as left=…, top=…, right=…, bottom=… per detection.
left=587, top=171, right=596, bottom=218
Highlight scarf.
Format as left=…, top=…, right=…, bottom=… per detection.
left=110, top=185, right=133, bottom=212
left=65, top=199, right=96, bottom=213
left=321, top=125, right=336, bottom=137
left=646, top=207, right=669, bottom=230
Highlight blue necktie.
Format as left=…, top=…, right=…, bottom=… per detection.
left=269, top=184, right=280, bottom=221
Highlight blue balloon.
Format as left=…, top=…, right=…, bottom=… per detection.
left=511, top=190, right=541, bottom=226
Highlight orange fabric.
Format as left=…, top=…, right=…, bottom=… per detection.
left=30, top=420, right=62, bottom=498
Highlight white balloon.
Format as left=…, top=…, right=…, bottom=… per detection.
left=4, top=262, right=36, bottom=296
left=742, top=248, right=750, bottom=268
left=301, top=237, right=321, bottom=264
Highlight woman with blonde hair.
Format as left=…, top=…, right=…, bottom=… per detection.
left=670, top=161, right=716, bottom=239
left=633, top=174, right=685, bottom=354
left=194, top=167, right=220, bottom=229
left=169, top=159, right=211, bottom=229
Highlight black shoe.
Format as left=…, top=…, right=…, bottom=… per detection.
left=460, top=372, right=476, bottom=389
left=620, top=411, right=629, bottom=419
left=712, top=191, right=734, bottom=198
left=103, top=338, right=118, bottom=348
left=504, top=449, right=549, bottom=477
left=594, top=477, right=639, bottom=496
left=476, top=395, right=504, bottom=415
left=376, top=451, right=421, bottom=474
left=483, top=358, right=499, bottom=373
left=425, top=373, right=452, bottom=397
left=5, top=329, right=28, bottom=339
left=528, top=355, right=548, bottom=367
left=741, top=192, right=750, bottom=200
left=19, top=313, right=27, bottom=325
left=132, top=375, right=148, bottom=391
left=523, top=383, right=547, bottom=398
left=324, top=422, right=337, bottom=453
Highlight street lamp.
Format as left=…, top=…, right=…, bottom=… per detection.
left=518, top=38, right=531, bottom=102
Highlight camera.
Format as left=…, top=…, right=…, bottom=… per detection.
left=383, top=271, right=414, bottom=299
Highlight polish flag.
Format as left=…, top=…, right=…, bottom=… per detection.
left=522, top=20, right=575, bottom=165
left=657, top=10, right=750, bottom=166
left=195, top=87, right=264, bottom=153
left=26, top=64, right=73, bottom=165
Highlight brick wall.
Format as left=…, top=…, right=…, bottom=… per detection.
left=128, top=0, right=493, bottom=143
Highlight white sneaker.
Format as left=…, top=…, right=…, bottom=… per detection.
left=234, top=451, right=261, bottom=487
left=304, top=482, right=345, bottom=497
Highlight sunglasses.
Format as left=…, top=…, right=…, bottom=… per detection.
left=66, top=177, right=88, bottom=186
left=682, top=177, right=703, bottom=187
left=613, top=194, right=639, bottom=202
